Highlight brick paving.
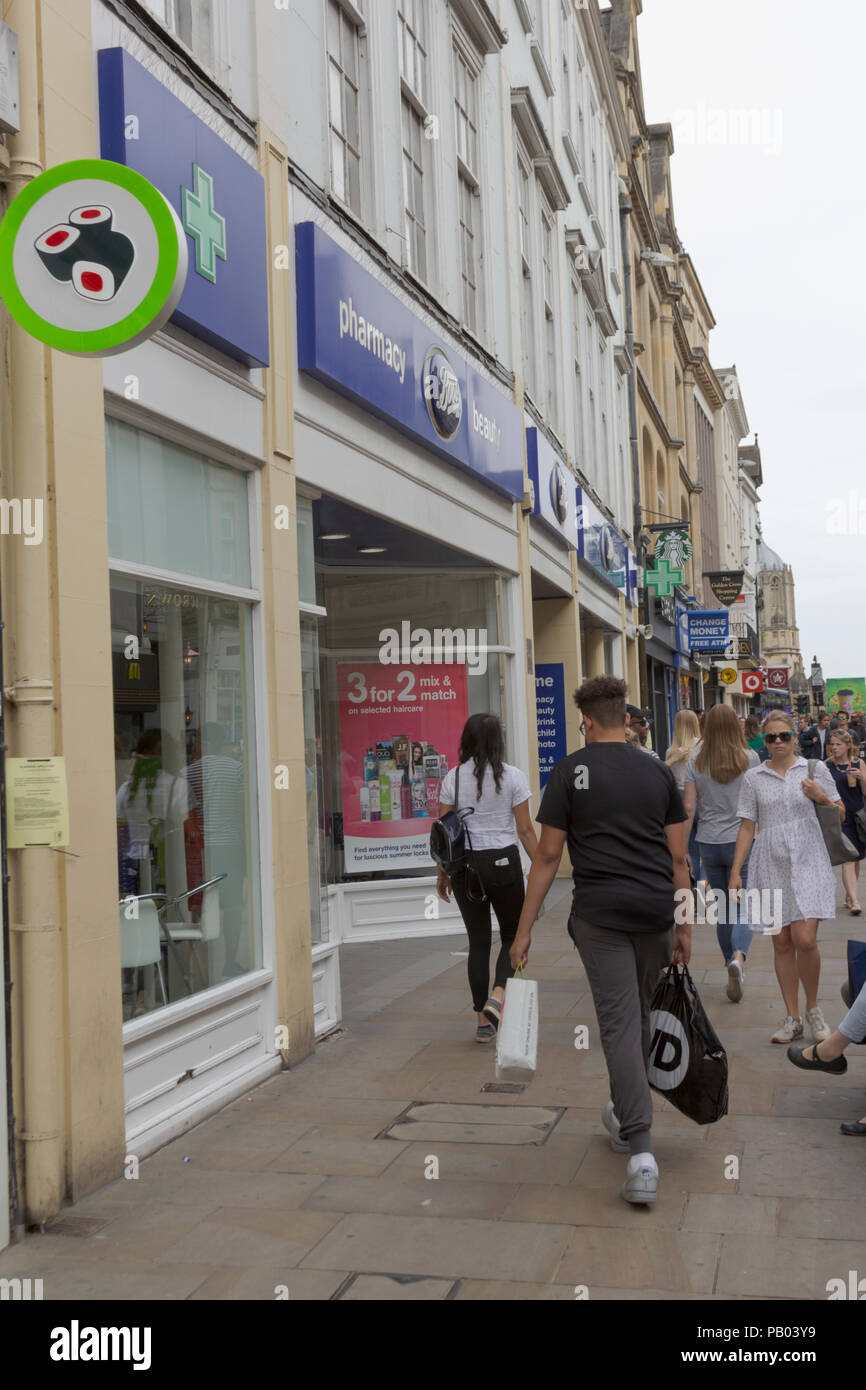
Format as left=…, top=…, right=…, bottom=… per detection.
left=0, top=876, right=863, bottom=1300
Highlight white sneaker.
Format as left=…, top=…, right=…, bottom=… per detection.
left=771, top=1015, right=803, bottom=1044
left=601, top=1100, right=629, bottom=1153
left=622, top=1157, right=658, bottom=1206
left=726, top=958, right=744, bottom=1002
left=805, top=1006, right=831, bottom=1043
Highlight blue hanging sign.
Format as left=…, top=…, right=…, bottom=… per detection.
left=687, top=610, right=731, bottom=651
left=535, top=663, right=567, bottom=788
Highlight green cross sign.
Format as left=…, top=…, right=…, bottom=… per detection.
left=645, top=557, right=684, bottom=597
left=182, top=165, right=226, bottom=283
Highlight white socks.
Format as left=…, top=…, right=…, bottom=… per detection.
left=627, top=1152, right=658, bottom=1175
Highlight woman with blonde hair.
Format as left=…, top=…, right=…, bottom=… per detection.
left=824, top=727, right=866, bottom=913
left=667, top=709, right=703, bottom=877
left=683, top=705, right=760, bottom=1001
left=730, top=711, right=844, bottom=1044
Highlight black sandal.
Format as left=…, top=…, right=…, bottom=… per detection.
left=786, top=1043, right=847, bottom=1075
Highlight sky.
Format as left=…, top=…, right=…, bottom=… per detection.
left=637, top=0, right=865, bottom=683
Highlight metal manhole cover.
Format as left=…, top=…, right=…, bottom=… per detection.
left=376, top=1100, right=564, bottom=1146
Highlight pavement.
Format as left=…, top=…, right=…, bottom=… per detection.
left=1, top=876, right=864, bottom=1301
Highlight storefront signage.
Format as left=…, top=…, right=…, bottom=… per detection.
left=720, top=667, right=738, bottom=685
left=535, top=664, right=567, bottom=788
left=826, top=677, right=866, bottom=716
left=526, top=429, right=576, bottom=548
left=337, top=661, right=469, bottom=873
left=97, top=47, right=269, bottom=366
left=675, top=604, right=691, bottom=672
left=0, top=158, right=187, bottom=356
left=645, top=558, right=684, bottom=597
left=687, top=610, right=730, bottom=651
left=742, top=671, right=764, bottom=694
left=576, top=487, right=636, bottom=601
left=655, top=529, right=692, bottom=565
left=766, top=667, right=789, bottom=691
left=296, top=221, right=523, bottom=499
left=705, top=570, right=745, bottom=606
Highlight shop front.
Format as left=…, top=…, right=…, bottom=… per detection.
left=576, top=487, right=639, bottom=697
left=292, top=213, right=528, bottom=984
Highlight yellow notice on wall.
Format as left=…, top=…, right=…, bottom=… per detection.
left=6, top=757, right=70, bottom=848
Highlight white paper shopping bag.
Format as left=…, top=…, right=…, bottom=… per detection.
left=495, top=965, right=538, bottom=1083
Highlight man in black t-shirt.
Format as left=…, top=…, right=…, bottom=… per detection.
left=510, top=675, right=691, bottom=1207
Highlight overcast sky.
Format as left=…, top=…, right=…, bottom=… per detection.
left=637, top=0, right=864, bottom=683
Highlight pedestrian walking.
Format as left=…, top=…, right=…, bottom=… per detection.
left=799, top=709, right=832, bottom=760
left=786, top=976, right=866, bottom=1135
left=626, top=704, right=659, bottom=758
left=509, top=676, right=691, bottom=1207
left=824, top=728, right=866, bottom=914
left=744, top=714, right=764, bottom=753
left=683, top=705, right=760, bottom=1003
left=436, top=713, right=537, bottom=1043
left=666, top=709, right=703, bottom=878
left=730, top=712, right=844, bottom=1044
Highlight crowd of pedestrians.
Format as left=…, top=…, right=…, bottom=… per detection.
left=436, top=688, right=866, bottom=1208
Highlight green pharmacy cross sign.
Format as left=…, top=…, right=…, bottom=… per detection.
left=645, top=557, right=684, bottom=598
left=182, top=165, right=226, bottom=283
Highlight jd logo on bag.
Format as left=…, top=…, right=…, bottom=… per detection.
left=647, top=1010, right=689, bottom=1090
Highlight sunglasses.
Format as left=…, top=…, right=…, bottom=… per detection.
left=763, top=732, right=794, bottom=744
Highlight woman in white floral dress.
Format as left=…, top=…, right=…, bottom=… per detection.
left=730, top=711, right=844, bottom=1045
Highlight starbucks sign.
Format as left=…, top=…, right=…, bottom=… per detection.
left=0, top=158, right=188, bottom=356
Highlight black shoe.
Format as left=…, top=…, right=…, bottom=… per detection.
left=840, top=1120, right=866, bottom=1136
left=787, top=1043, right=847, bottom=1075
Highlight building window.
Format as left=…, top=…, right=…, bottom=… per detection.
left=141, top=0, right=224, bottom=87
left=398, top=0, right=427, bottom=106
left=401, top=98, right=427, bottom=279
left=108, top=420, right=261, bottom=1019
left=454, top=37, right=482, bottom=334
left=326, top=0, right=363, bottom=214
left=540, top=198, right=557, bottom=426
left=572, top=277, right=584, bottom=464
left=516, top=144, right=534, bottom=398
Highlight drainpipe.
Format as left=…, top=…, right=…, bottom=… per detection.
left=3, top=0, right=64, bottom=1228
left=619, top=189, right=648, bottom=709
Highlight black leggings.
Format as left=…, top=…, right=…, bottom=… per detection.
left=451, top=843, right=525, bottom=1011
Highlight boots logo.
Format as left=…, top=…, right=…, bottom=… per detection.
left=549, top=462, right=570, bottom=525
left=0, top=158, right=188, bottom=357
left=423, top=348, right=462, bottom=440
left=647, top=1010, right=689, bottom=1090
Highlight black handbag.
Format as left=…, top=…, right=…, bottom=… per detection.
left=808, top=760, right=861, bottom=865
left=429, top=765, right=474, bottom=877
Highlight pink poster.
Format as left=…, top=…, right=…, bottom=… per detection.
left=337, top=662, right=469, bottom=873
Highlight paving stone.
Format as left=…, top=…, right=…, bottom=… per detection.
left=777, top=1196, right=866, bottom=1241
left=716, top=1234, right=866, bottom=1300
left=187, top=1266, right=348, bottom=1301
left=385, top=1134, right=588, bottom=1185
left=574, top=1136, right=739, bottom=1195
left=301, top=1175, right=520, bottom=1219
left=555, top=1228, right=721, bottom=1294
left=269, top=1126, right=408, bottom=1177
left=299, top=1212, right=572, bottom=1281
left=452, top=1279, right=578, bottom=1300
left=76, top=1169, right=326, bottom=1213
left=142, top=1121, right=315, bottom=1174
left=681, top=1193, right=779, bottom=1235
left=769, top=1085, right=866, bottom=1120
left=500, top=1183, right=687, bottom=1229
left=156, top=1208, right=340, bottom=1269
left=337, top=1274, right=454, bottom=1300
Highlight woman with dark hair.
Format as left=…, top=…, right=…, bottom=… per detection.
left=436, top=713, right=538, bottom=1042
left=824, top=728, right=866, bottom=913
left=744, top=714, right=764, bottom=753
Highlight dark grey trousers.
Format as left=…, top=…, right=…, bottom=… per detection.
left=570, top=913, right=673, bottom=1149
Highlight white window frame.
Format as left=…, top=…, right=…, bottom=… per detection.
left=452, top=25, right=485, bottom=336
left=141, top=0, right=232, bottom=93
left=325, top=0, right=366, bottom=219
left=515, top=135, right=536, bottom=401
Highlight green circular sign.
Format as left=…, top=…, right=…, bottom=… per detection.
left=0, top=158, right=188, bottom=357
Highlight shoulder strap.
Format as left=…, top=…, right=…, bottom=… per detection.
left=808, top=759, right=815, bottom=778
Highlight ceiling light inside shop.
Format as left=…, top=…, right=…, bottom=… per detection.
left=357, top=546, right=387, bottom=554
left=319, top=532, right=351, bottom=540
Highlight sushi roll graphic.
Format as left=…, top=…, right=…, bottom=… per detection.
left=34, top=205, right=135, bottom=301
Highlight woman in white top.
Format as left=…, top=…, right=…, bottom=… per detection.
left=730, top=711, right=844, bottom=1045
left=666, top=709, right=703, bottom=877
left=437, top=714, right=538, bottom=1043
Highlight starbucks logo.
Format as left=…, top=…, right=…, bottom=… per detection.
left=423, top=348, right=462, bottom=440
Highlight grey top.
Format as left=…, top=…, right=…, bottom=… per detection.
left=684, top=748, right=760, bottom=843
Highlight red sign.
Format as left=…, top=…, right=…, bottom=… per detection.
left=767, top=667, right=789, bottom=690
left=742, top=672, right=764, bottom=693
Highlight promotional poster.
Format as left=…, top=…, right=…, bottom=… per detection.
left=337, top=662, right=469, bottom=873
left=826, top=677, right=866, bottom=717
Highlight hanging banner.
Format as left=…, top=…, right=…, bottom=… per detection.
left=535, top=663, right=567, bottom=789
left=337, top=662, right=469, bottom=873
left=687, top=610, right=730, bottom=651
left=766, top=667, right=790, bottom=691
left=826, top=678, right=866, bottom=717
left=705, top=571, right=745, bottom=606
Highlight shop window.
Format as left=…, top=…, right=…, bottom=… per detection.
left=141, top=0, right=229, bottom=91
left=108, top=422, right=260, bottom=1021
left=327, top=0, right=363, bottom=215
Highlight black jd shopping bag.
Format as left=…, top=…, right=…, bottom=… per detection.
left=647, top=964, right=728, bottom=1124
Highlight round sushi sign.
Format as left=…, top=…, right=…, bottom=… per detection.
left=0, top=158, right=188, bottom=357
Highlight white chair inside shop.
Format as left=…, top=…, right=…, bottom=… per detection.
left=118, top=896, right=168, bottom=1006
left=161, top=874, right=227, bottom=988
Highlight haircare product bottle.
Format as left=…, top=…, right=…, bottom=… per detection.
left=423, top=746, right=440, bottom=778
left=359, top=785, right=371, bottom=821
left=425, top=777, right=440, bottom=817
left=411, top=741, right=424, bottom=774
left=400, top=769, right=412, bottom=819
left=393, top=735, right=410, bottom=768
left=363, top=747, right=378, bottom=782
left=438, top=752, right=448, bottom=779
left=411, top=774, right=428, bottom=817
left=369, top=780, right=381, bottom=821
left=379, top=775, right=392, bottom=820
left=388, top=770, right=405, bottom=820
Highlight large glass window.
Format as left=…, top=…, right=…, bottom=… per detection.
left=109, top=424, right=260, bottom=1021
left=401, top=97, right=427, bottom=280
left=327, top=0, right=363, bottom=215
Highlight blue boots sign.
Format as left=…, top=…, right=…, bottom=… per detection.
left=97, top=48, right=269, bottom=367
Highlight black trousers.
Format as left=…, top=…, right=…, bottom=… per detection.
left=451, top=843, right=524, bottom=1011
